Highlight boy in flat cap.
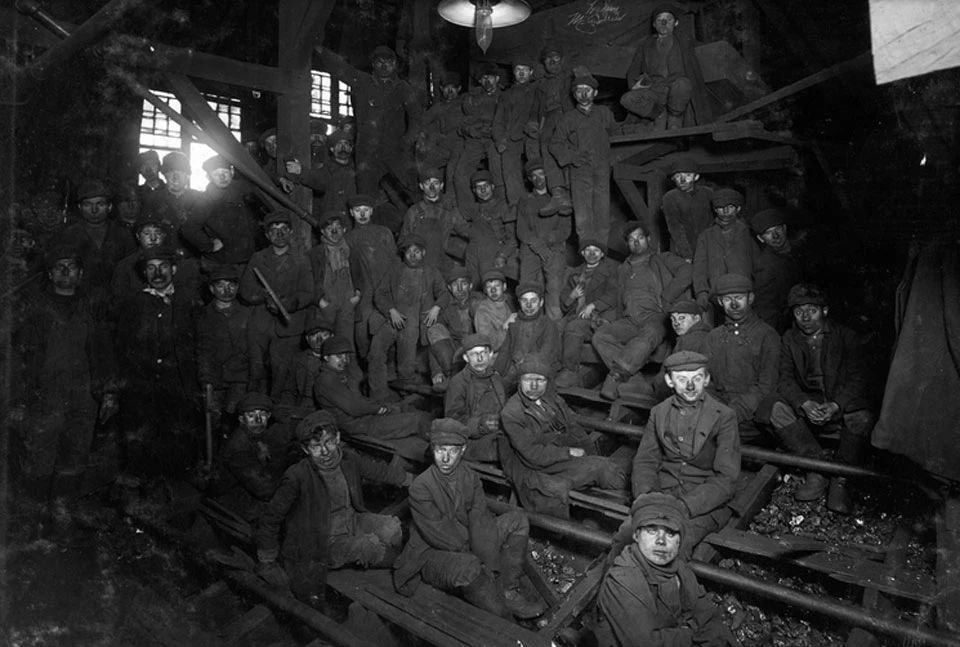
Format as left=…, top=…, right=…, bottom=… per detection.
left=426, top=266, right=479, bottom=391
left=770, top=284, right=874, bottom=512
left=346, top=194, right=397, bottom=356
left=216, top=392, right=296, bottom=521
left=367, top=235, right=448, bottom=399
left=110, top=212, right=170, bottom=301
left=307, top=211, right=361, bottom=347
left=135, top=150, right=165, bottom=202
left=444, top=333, right=506, bottom=462
left=631, top=351, right=740, bottom=548
left=620, top=4, right=704, bottom=131
left=256, top=410, right=410, bottom=605
left=549, top=71, right=617, bottom=244
left=416, top=72, right=465, bottom=181
left=454, top=62, right=504, bottom=216
left=500, top=355, right=627, bottom=518
left=314, top=336, right=431, bottom=461
left=494, top=283, right=560, bottom=389
left=705, top=273, right=780, bottom=445
left=555, top=239, right=619, bottom=388
left=517, top=158, right=571, bottom=320
left=532, top=43, right=575, bottom=217
left=493, top=55, right=541, bottom=206
left=661, top=156, right=714, bottom=261
left=750, top=208, right=804, bottom=332
left=316, top=45, right=423, bottom=194
left=473, top=268, right=516, bottom=352
left=593, top=222, right=692, bottom=400
left=284, top=129, right=358, bottom=218
left=693, top=188, right=757, bottom=317
left=463, top=169, right=519, bottom=285
left=240, top=210, right=315, bottom=396
left=142, top=152, right=205, bottom=237
left=10, top=243, right=117, bottom=510
left=197, top=264, right=251, bottom=428
left=394, top=419, right=545, bottom=620
left=401, top=167, right=468, bottom=275
left=596, top=493, right=736, bottom=646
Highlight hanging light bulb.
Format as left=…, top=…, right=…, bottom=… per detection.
left=438, top=0, right=531, bottom=54
left=475, top=0, right=494, bottom=54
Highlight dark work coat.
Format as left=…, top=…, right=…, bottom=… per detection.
left=692, top=220, right=758, bottom=301
left=371, top=261, right=447, bottom=338
left=549, top=104, right=616, bottom=169
left=216, top=422, right=297, bottom=516
left=180, top=180, right=263, bottom=264
left=256, top=451, right=406, bottom=565
left=752, top=244, right=803, bottom=332
left=401, top=197, right=468, bottom=271
left=295, top=161, right=358, bottom=217
left=306, top=242, right=362, bottom=304
left=240, top=247, right=314, bottom=338
left=662, top=186, right=714, bottom=261
left=632, top=393, right=740, bottom=517
left=494, top=312, right=561, bottom=385
left=393, top=463, right=501, bottom=595
left=196, top=301, right=251, bottom=387
left=779, top=320, right=871, bottom=414
left=314, top=363, right=381, bottom=428
left=616, top=252, right=692, bottom=321
left=444, top=366, right=507, bottom=440
left=59, top=220, right=137, bottom=291
left=143, top=188, right=205, bottom=238
left=560, top=258, right=619, bottom=317
left=706, top=312, right=780, bottom=422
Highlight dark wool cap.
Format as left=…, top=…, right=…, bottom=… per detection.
left=161, top=151, right=191, bottom=174
left=667, top=299, right=702, bottom=315
left=77, top=179, right=110, bottom=200
left=579, top=237, right=606, bottom=253
left=207, top=264, right=240, bottom=282
left=518, top=354, right=552, bottom=378
left=430, top=418, right=468, bottom=446
left=399, top=234, right=426, bottom=251
left=258, top=127, right=277, bottom=147
left=296, top=410, right=338, bottom=442
left=711, top=188, right=744, bottom=208
left=622, top=221, right=649, bottom=240
left=44, top=242, right=81, bottom=268
left=630, top=492, right=686, bottom=533
left=513, top=53, right=538, bottom=69
left=461, top=333, right=491, bottom=353
left=419, top=167, right=444, bottom=182
left=481, top=268, right=505, bottom=283
left=787, top=283, right=827, bottom=308
left=445, top=265, right=472, bottom=284
left=750, top=208, right=788, bottom=235
left=523, top=158, right=545, bottom=175
left=321, top=335, right=353, bottom=356
left=476, top=61, right=501, bottom=79
left=540, top=42, right=563, bottom=59
left=471, top=169, right=494, bottom=185
left=138, top=150, right=160, bottom=165
left=573, top=73, right=598, bottom=89
left=714, top=273, right=753, bottom=295
left=347, top=194, right=376, bottom=209
left=133, top=211, right=166, bottom=233
left=662, top=350, right=709, bottom=373
left=328, top=130, right=352, bottom=144
left=263, top=210, right=293, bottom=227
left=440, top=71, right=462, bottom=87
left=237, top=392, right=273, bottom=413
left=139, top=243, right=178, bottom=264
left=651, top=3, right=681, bottom=21
left=371, top=45, right=397, bottom=61
left=669, top=156, right=699, bottom=175
left=515, top=282, right=543, bottom=298
left=202, top=155, right=230, bottom=173
left=317, top=211, right=346, bottom=229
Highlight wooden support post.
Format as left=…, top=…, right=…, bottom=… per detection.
left=613, top=176, right=650, bottom=225
left=936, top=495, right=960, bottom=632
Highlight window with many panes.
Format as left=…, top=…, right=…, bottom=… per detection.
left=310, top=71, right=354, bottom=127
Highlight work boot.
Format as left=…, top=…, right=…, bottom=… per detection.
left=826, top=477, right=853, bottom=514
left=555, top=368, right=581, bottom=389
left=666, top=111, right=684, bottom=130
left=653, top=112, right=668, bottom=131
left=599, top=370, right=623, bottom=401
left=498, top=536, right=547, bottom=620
left=794, top=472, right=829, bottom=501
left=827, top=430, right=869, bottom=514
left=772, top=420, right=827, bottom=502
left=459, top=570, right=512, bottom=619
left=431, top=373, right=448, bottom=393
left=538, top=189, right=573, bottom=217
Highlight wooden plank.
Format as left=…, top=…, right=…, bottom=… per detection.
left=936, top=495, right=960, bottom=631
left=523, top=557, right=559, bottom=609
left=539, top=557, right=605, bottom=635
left=617, top=142, right=678, bottom=169
left=693, top=465, right=779, bottom=563
left=222, top=604, right=274, bottom=643
left=0, top=6, right=75, bottom=49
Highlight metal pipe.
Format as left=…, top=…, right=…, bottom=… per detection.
left=15, top=0, right=71, bottom=40
left=495, top=498, right=960, bottom=647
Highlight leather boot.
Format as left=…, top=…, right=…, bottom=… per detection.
left=653, top=111, right=668, bottom=130
left=499, top=536, right=547, bottom=619
left=459, top=569, right=512, bottom=619
left=599, top=370, right=622, bottom=401
left=773, top=421, right=827, bottom=501
left=666, top=111, right=684, bottom=130
left=827, top=431, right=869, bottom=514
left=538, top=188, right=573, bottom=217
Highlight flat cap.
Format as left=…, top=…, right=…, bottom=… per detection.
left=202, top=155, right=230, bottom=173
left=258, top=127, right=277, bottom=146
left=651, top=3, right=682, bottom=21
left=461, top=333, right=491, bottom=353
left=787, top=283, right=827, bottom=308
left=662, top=350, right=709, bottom=373
left=440, top=71, right=461, bottom=87
left=714, top=273, right=753, bottom=295
left=540, top=42, right=563, bottom=58
left=321, top=335, right=353, bottom=355
left=370, top=45, right=396, bottom=61
left=328, top=130, right=352, bottom=145
left=263, top=210, right=293, bottom=227
left=515, top=282, right=543, bottom=298
left=44, top=242, right=81, bottom=268
left=399, top=234, right=426, bottom=251
left=77, top=179, right=110, bottom=200
left=513, top=53, right=538, bottom=69
left=523, top=158, right=545, bottom=175
left=347, top=194, right=376, bottom=209
left=711, top=188, right=744, bottom=208
left=445, top=265, right=472, bottom=284
left=207, top=264, right=241, bottom=282
left=133, top=211, right=167, bottom=233
left=476, top=61, right=501, bottom=78
left=622, top=221, right=649, bottom=240
left=137, top=150, right=160, bottom=165
left=750, top=208, right=787, bottom=235
left=667, top=299, right=702, bottom=315
left=630, top=492, right=686, bottom=533
left=317, top=211, right=346, bottom=229
left=419, top=167, right=444, bottom=182
left=430, top=418, right=468, bottom=446
left=161, top=151, right=191, bottom=174
left=237, top=392, right=273, bottom=413
left=139, top=243, right=178, bottom=263
left=471, top=169, right=494, bottom=185
left=573, top=73, right=598, bottom=89
left=296, top=410, right=338, bottom=442
left=669, top=156, right=699, bottom=175
left=481, top=268, right=505, bottom=283
left=518, top=354, right=552, bottom=378
left=579, top=237, right=606, bottom=254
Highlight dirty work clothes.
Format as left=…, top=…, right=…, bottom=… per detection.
left=560, top=258, right=620, bottom=318
left=401, top=197, right=468, bottom=272
left=473, top=298, right=514, bottom=352
left=533, top=69, right=574, bottom=192
left=464, top=197, right=519, bottom=285
left=317, top=50, right=423, bottom=194
left=517, top=189, right=570, bottom=316
left=550, top=104, right=616, bottom=243
left=706, top=311, right=780, bottom=431
left=307, top=240, right=361, bottom=347
left=692, top=220, right=758, bottom=303
left=596, top=543, right=734, bottom=647
left=142, top=188, right=205, bottom=239
left=494, top=312, right=561, bottom=388
left=292, top=161, right=358, bottom=218
left=417, top=96, right=464, bottom=181
left=444, top=365, right=508, bottom=463
left=346, top=222, right=397, bottom=352
left=196, top=301, right=251, bottom=413
left=632, top=393, right=740, bottom=547
left=662, top=185, right=714, bottom=261
left=12, top=288, right=114, bottom=480
left=278, top=349, right=362, bottom=408
left=394, top=463, right=528, bottom=594
left=240, top=247, right=314, bottom=395
left=752, top=244, right=803, bottom=332
left=454, top=88, right=502, bottom=216
left=621, top=33, right=695, bottom=120
left=493, top=81, right=540, bottom=205
left=500, top=391, right=626, bottom=518
left=427, top=296, right=477, bottom=378
left=57, top=220, right=136, bottom=292
left=181, top=179, right=263, bottom=264
left=215, top=422, right=296, bottom=521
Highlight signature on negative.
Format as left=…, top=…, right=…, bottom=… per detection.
left=567, top=0, right=627, bottom=34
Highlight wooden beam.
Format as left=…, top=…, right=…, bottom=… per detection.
left=538, top=558, right=605, bottom=635
left=289, top=0, right=336, bottom=61
left=614, top=177, right=650, bottom=225
left=936, top=495, right=960, bottom=632
left=1, top=5, right=74, bottom=48
left=715, top=52, right=872, bottom=123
